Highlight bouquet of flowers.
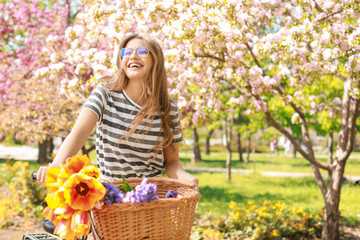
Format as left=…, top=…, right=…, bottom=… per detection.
left=43, top=155, right=179, bottom=240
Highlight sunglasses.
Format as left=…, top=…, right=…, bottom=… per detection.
left=120, top=47, right=150, bottom=59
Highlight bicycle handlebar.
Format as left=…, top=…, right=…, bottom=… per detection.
left=31, top=171, right=37, bottom=182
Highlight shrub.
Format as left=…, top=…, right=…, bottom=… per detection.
left=192, top=200, right=323, bottom=240
left=0, top=160, right=46, bottom=227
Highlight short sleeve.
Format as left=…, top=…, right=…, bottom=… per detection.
left=83, top=83, right=108, bottom=123
left=170, top=100, right=183, bottom=143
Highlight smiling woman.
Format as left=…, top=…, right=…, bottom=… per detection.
left=36, top=33, right=198, bottom=189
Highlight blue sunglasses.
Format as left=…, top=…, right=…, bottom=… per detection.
left=120, top=47, right=150, bottom=59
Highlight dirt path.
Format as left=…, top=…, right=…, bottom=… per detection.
left=0, top=216, right=43, bottom=240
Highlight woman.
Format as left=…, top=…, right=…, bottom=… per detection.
left=36, top=33, right=198, bottom=188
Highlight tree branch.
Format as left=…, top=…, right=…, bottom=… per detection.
left=341, top=98, right=360, bottom=162
left=194, top=53, right=225, bottom=62
left=273, top=86, right=317, bottom=162
left=248, top=87, right=331, bottom=171
left=244, top=42, right=262, bottom=70
left=317, top=9, right=344, bottom=23
left=337, top=80, right=351, bottom=153
left=313, top=0, right=326, bottom=13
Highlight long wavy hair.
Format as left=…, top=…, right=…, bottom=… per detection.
left=104, top=33, right=177, bottom=153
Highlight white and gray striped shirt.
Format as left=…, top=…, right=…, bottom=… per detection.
left=83, top=83, right=182, bottom=180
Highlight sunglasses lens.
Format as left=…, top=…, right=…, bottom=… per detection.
left=137, top=47, right=149, bottom=57
left=120, top=48, right=132, bottom=58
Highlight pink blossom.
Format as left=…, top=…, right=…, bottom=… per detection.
left=332, top=97, right=342, bottom=105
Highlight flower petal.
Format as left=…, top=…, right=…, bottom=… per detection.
left=64, top=173, right=106, bottom=211
left=80, top=165, right=101, bottom=179
left=54, top=204, right=76, bottom=220
left=45, top=167, right=61, bottom=189
left=43, top=207, right=60, bottom=226
left=71, top=211, right=91, bottom=237
left=55, top=219, right=77, bottom=240
left=63, top=155, right=91, bottom=176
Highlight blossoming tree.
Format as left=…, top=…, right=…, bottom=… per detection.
left=31, top=0, right=359, bottom=238
left=157, top=1, right=359, bottom=239
left=0, top=0, right=84, bottom=162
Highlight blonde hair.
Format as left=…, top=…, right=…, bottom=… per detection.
left=104, top=33, right=177, bottom=153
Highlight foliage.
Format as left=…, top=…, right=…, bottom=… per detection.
left=0, top=160, right=46, bottom=227
left=0, top=0, right=81, bottom=143
left=191, top=200, right=323, bottom=240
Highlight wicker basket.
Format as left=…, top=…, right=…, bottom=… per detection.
left=90, top=177, right=201, bottom=240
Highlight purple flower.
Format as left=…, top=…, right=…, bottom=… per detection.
left=165, top=190, right=178, bottom=198
left=123, top=178, right=159, bottom=204
left=102, top=181, right=124, bottom=206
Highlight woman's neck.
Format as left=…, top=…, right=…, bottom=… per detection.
left=125, top=79, right=146, bottom=106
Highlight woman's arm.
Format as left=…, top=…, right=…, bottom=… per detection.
left=164, top=142, right=199, bottom=187
left=37, top=108, right=98, bottom=184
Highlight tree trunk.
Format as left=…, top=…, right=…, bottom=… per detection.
left=237, top=132, right=243, bottom=162
left=246, top=136, right=251, bottom=163
left=322, top=165, right=343, bottom=240
left=204, top=129, right=214, bottom=155
left=224, top=116, right=233, bottom=181
left=191, top=127, right=202, bottom=163
left=292, top=137, right=299, bottom=158
left=81, top=144, right=96, bottom=157
left=328, top=131, right=334, bottom=164
left=38, top=138, right=54, bottom=164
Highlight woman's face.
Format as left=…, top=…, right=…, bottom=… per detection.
left=121, top=38, right=153, bottom=81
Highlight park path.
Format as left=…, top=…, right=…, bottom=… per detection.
left=1, top=144, right=360, bottom=182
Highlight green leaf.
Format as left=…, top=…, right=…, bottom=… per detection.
left=120, top=175, right=134, bottom=192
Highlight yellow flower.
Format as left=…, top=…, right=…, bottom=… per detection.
left=45, top=188, right=66, bottom=209
left=80, top=165, right=101, bottom=179
left=64, top=173, right=105, bottom=211
left=71, top=211, right=91, bottom=238
left=45, top=167, right=61, bottom=189
left=271, top=229, right=279, bottom=237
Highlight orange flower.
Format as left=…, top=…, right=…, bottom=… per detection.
left=45, top=188, right=66, bottom=209
left=64, top=173, right=106, bottom=211
left=58, top=155, right=91, bottom=183
left=43, top=207, right=60, bottom=226
left=64, top=155, right=91, bottom=174
left=55, top=219, right=77, bottom=240
left=71, top=211, right=91, bottom=237
left=54, top=204, right=76, bottom=220
left=80, top=165, right=101, bottom=179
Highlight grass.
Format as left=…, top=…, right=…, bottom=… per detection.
left=179, top=148, right=360, bottom=176
left=1, top=146, right=359, bottom=226
left=191, top=171, right=360, bottom=226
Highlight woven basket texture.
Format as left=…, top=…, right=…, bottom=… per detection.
left=91, top=177, right=201, bottom=240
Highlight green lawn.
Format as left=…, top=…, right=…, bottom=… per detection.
left=191, top=171, right=360, bottom=225
left=179, top=150, right=360, bottom=176
left=1, top=148, right=359, bottom=226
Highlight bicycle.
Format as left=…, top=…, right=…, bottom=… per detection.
left=22, top=171, right=89, bottom=240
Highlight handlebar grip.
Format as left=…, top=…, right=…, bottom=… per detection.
left=31, top=171, right=37, bottom=182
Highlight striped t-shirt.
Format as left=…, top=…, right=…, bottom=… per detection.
left=83, top=83, right=182, bottom=180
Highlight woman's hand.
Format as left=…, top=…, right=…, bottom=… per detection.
left=178, top=171, right=199, bottom=189
left=164, top=142, right=199, bottom=190
left=36, top=165, right=50, bottom=185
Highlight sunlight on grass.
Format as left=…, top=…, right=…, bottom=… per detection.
left=192, top=171, right=360, bottom=224
left=180, top=151, right=360, bottom=176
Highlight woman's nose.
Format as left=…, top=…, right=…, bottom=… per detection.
left=129, top=50, right=139, bottom=59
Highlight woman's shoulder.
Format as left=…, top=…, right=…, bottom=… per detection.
left=168, top=98, right=181, bottom=116
left=169, top=98, right=180, bottom=109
